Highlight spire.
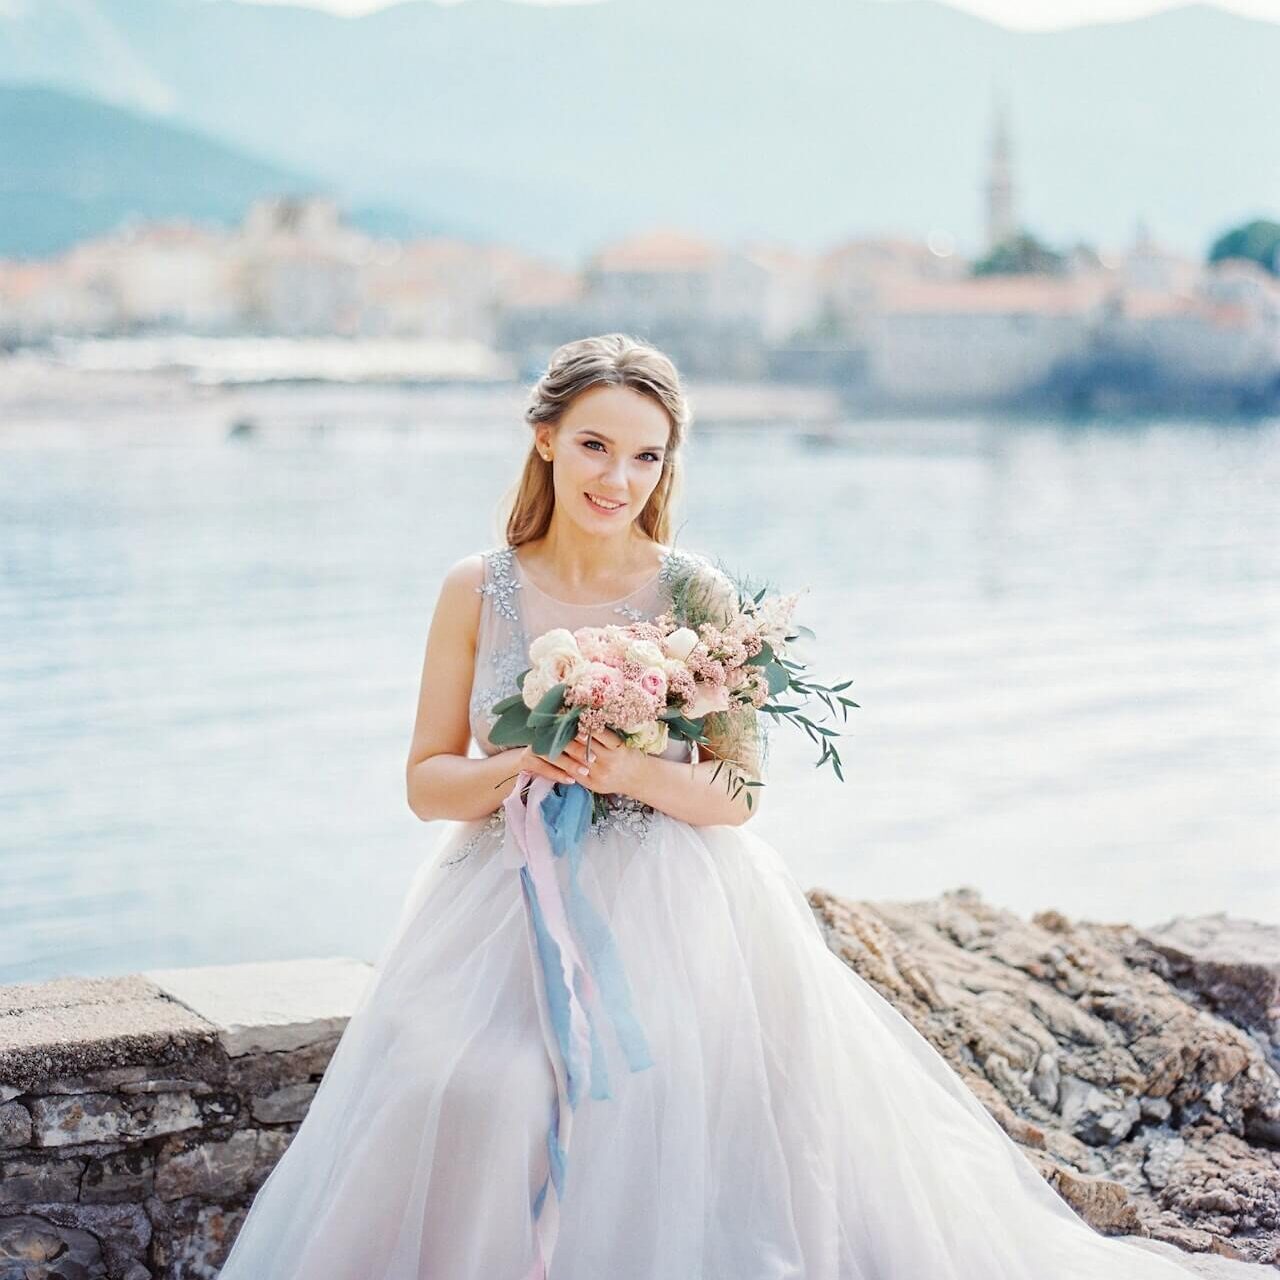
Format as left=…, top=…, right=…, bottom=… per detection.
left=985, top=86, right=1015, bottom=251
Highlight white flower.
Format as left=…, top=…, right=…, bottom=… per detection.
left=663, top=627, right=700, bottom=661
left=625, top=720, right=670, bottom=754
left=528, top=627, right=588, bottom=687
left=521, top=670, right=553, bottom=710
left=754, top=592, right=802, bottom=651
left=626, top=638, right=665, bottom=668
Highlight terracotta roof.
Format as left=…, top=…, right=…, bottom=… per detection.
left=878, top=275, right=1111, bottom=315
left=591, top=228, right=724, bottom=272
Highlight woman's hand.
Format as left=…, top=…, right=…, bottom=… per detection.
left=513, top=744, right=580, bottom=788
left=556, top=725, right=644, bottom=797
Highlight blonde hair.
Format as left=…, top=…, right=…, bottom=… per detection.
left=502, top=333, right=690, bottom=547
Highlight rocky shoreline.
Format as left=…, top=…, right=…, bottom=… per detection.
left=809, top=887, right=1280, bottom=1270
left=0, top=891, right=1277, bottom=1276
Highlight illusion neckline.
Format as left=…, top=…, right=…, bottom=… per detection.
left=507, top=544, right=671, bottom=609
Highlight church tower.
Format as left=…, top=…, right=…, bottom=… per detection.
left=985, top=91, right=1016, bottom=251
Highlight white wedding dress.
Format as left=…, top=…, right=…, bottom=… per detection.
left=217, top=544, right=1200, bottom=1280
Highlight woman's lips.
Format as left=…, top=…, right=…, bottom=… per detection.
left=585, top=492, right=626, bottom=514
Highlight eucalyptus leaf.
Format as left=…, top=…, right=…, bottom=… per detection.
left=527, top=681, right=568, bottom=726
left=548, top=709, right=581, bottom=759
left=765, top=662, right=790, bottom=695
left=489, top=706, right=534, bottom=747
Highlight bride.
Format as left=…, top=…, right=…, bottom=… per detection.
left=217, top=334, right=1201, bottom=1279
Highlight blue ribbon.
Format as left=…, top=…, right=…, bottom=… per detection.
left=510, top=776, right=655, bottom=1265
left=540, top=782, right=654, bottom=1088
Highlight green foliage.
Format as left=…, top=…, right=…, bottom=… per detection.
left=971, top=230, right=1067, bottom=277
left=1208, top=219, right=1280, bottom=277
left=663, top=551, right=859, bottom=812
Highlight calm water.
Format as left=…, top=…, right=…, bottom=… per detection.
left=2, top=403, right=1277, bottom=984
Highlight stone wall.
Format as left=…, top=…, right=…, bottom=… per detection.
left=0, top=957, right=372, bottom=1279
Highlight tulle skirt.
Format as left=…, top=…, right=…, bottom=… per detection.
left=217, top=801, right=1199, bottom=1280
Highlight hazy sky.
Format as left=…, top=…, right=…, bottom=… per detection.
left=235, top=0, right=1280, bottom=30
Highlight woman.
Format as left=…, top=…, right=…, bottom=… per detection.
left=218, top=334, right=1199, bottom=1278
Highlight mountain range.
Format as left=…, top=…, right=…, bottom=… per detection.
left=0, top=0, right=1276, bottom=263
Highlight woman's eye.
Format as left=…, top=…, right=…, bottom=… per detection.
left=638, top=452, right=660, bottom=463
left=583, top=440, right=606, bottom=452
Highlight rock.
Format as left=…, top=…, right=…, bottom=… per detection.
left=19, top=1203, right=150, bottom=1256
left=80, top=1150, right=154, bottom=1204
left=807, top=886, right=1280, bottom=1266
left=146, top=1196, right=246, bottom=1278
left=154, top=1132, right=258, bottom=1202
left=1143, top=1134, right=1188, bottom=1189
left=0, top=1157, right=85, bottom=1206
left=249, top=1081, right=317, bottom=1125
left=29, top=1093, right=200, bottom=1149
left=0, top=975, right=220, bottom=1097
left=1059, top=1075, right=1143, bottom=1145
left=0, top=1212, right=107, bottom=1278
left=0, top=1101, right=32, bottom=1148
left=1136, top=914, right=1280, bottom=1071
left=249, top=1129, right=293, bottom=1189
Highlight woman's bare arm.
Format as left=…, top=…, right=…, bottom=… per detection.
left=405, top=556, right=577, bottom=822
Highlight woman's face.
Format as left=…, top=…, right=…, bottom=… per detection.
left=537, top=384, right=672, bottom=535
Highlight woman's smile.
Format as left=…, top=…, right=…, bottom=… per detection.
left=585, top=491, right=627, bottom=514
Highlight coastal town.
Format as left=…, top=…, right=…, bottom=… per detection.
left=3, top=106, right=1277, bottom=415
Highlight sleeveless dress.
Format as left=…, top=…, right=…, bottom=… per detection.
left=216, top=544, right=1201, bottom=1280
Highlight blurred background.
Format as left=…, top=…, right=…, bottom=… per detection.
left=0, top=0, right=1276, bottom=985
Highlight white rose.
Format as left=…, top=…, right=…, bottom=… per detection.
left=529, top=627, right=579, bottom=668
left=521, top=669, right=553, bottom=710
left=663, top=627, right=699, bottom=661
left=626, top=638, right=665, bottom=668
left=625, top=720, right=670, bottom=755
left=528, top=628, right=587, bottom=687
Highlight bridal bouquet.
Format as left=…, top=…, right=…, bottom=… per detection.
left=489, top=556, right=857, bottom=820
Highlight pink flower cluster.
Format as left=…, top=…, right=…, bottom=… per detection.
left=518, top=585, right=801, bottom=755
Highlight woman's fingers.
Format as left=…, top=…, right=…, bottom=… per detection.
left=524, top=749, right=577, bottom=786
left=560, top=739, right=594, bottom=766
left=575, top=725, right=622, bottom=749
left=555, top=740, right=593, bottom=779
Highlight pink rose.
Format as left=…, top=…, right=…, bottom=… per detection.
left=639, top=668, right=667, bottom=700
left=685, top=683, right=731, bottom=718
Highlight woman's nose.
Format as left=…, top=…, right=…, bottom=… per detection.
left=599, top=456, right=628, bottom=488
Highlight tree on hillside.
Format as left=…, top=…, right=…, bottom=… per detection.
left=972, top=231, right=1066, bottom=277
left=1208, top=219, right=1280, bottom=277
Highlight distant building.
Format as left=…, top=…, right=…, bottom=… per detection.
left=985, top=92, right=1017, bottom=252
left=1096, top=258, right=1280, bottom=406
left=66, top=220, right=240, bottom=334
left=499, top=227, right=784, bottom=377
left=815, top=236, right=966, bottom=341
left=236, top=196, right=371, bottom=336
left=862, top=275, right=1111, bottom=407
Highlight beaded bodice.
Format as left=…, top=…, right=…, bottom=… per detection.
left=468, top=542, right=702, bottom=763
left=442, top=541, right=728, bottom=865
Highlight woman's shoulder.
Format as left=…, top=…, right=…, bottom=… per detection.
left=433, top=548, right=503, bottom=622
left=443, top=545, right=518, bottom=592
